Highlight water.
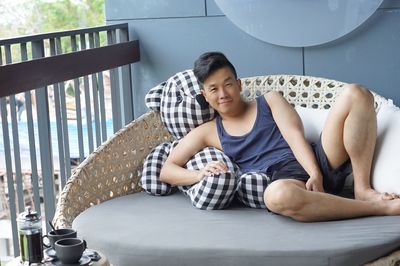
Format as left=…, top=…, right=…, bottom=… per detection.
left=0, top=119, right=114, bottom=171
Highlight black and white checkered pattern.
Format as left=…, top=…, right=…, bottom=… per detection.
left=145, top=81, right=166, bottom=111
left=140, top=142, right=178, bottom=196
left=236, top=172, right=271, bottom=209
left=142, top=70, right=216, bottom=197
left=186, top=173, right=237, bottom=210
left=178, top=147, right=239, bottom=209
left=143, top=70, right=272, bottom=209
left=184, top=147, right=238, bottom=172
left=146, top=69, right=215, bottom=139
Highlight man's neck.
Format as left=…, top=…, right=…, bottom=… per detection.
left=220, top=100, right=252, bottom=121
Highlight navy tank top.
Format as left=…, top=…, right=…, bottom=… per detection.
left=216, top=96, right=295, bottom=173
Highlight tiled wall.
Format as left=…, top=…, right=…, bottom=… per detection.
left=105, top=0, right=400, bottom=116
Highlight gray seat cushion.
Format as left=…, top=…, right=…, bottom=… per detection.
left=73, top=192, right=400, bottom=266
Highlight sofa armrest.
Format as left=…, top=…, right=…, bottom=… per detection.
left=53, top=111, right=172, bottom=228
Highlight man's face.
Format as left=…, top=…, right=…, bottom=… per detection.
left=201, top=67, right=242, bottom=114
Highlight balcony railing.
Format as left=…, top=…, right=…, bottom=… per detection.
left=0, top=23, right=140, bottom=258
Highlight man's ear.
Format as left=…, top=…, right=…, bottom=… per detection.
left=237, top=79, right=242, bottom=91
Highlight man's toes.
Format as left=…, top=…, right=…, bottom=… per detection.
left=388, top=193, right=400, bottom=199
left=382, top=192, right=394, bottom=200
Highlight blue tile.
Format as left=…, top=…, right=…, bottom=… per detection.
left=115, top=17, right=302, bottom=116
left=105, top=0, right=206, bottom=20
left=305, top=9, right=400, bottom=105
left=206, top=0, right=223, bottom=16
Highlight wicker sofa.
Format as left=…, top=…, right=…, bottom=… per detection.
left=53, top=75, right=400, bottom=266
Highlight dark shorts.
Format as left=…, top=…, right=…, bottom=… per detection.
left=266, top=137, right=353, bottom=195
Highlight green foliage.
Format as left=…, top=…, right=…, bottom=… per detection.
left=33, top=0, right=105, bottom=32
left=0, top=0, right=106, bottom=62
left=66, top=82, right=75, bottom=96
left=0, top=0, right=105, bottom=39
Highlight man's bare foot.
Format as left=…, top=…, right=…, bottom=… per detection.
left=383, top=198, right=400, bottom=216
left=355, top=188, right=399, bottom=201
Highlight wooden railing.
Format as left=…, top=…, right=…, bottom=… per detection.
left=0, top=23, right=140, bottom=257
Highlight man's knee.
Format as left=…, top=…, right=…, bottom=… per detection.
left=342, top=83, right=374, bottom=106
left=264, top=180, right=305, bottom=217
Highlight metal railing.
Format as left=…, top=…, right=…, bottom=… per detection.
left=0, top=23, right=140, bottom=257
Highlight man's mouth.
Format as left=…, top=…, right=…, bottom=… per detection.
left=219, top=99, right=232, bottom=105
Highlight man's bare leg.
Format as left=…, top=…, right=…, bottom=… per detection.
left=264, top=179, right=400, bottom=222
left=320, top=84, right=397, bottom=201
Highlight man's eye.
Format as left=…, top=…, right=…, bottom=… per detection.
left=226, top=83, right=232, bottom=87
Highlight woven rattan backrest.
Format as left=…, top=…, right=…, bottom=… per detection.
left=240, top=75, right=387, bottom=110
left=240, top=75, right=344, bottom=109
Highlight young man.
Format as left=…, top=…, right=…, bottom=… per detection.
left=160, top=52, right=400, bottom=222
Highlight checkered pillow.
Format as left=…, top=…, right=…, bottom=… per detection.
left=145, top=69, right=215, bottom=139
left=142, top=70, right=217, bottom=196
left=179, top=147, right=239, bottom=195
left=236, top=172, right=270, bottom=209
left=140, top=141, right=179, bottom=196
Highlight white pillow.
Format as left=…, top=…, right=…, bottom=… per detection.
left=372, top=101, right=400, bottom=194
left=295, top=106, right=329, bottom=143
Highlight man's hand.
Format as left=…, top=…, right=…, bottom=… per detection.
left=305, top=174, right=325, bottom=192
left=197, top=160, right=228, bottom=181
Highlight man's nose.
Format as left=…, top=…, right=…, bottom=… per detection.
left=218, top=87, right=228, bottom=98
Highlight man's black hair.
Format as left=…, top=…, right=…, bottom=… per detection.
left=193, top=52, right=237, bottom=85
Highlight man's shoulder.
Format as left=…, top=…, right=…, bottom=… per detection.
left=190, top=119, right=220, bottom=147
left=264, top=90, right=281, bottom=101
left=264, top=90, right=291, bottom=110
left=186, top=118, right=216, bottom=136
left=196, top=118, right=217, bottom=132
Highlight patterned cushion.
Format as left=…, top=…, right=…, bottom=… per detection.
left=140, top=141, right=179, bottom=196
left=236, top=172, right=270, bottom=209
left=142, top=70, right=219, bottom=197
left=179, top=146, right=239, bottom=192
left=145, top=69, right=215, bottom=139
left=180, top=147, right=239, bottom=210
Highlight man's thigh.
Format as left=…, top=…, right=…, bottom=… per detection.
left=312, top=138, right=352, bottom=194
left=274, top=178, right=307, bottom=189
left=268, top=158, right=310, bottom=183
left=320, top=91, right=351, bottom=169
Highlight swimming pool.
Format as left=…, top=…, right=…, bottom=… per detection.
left=0, top=119, right=114, bottom=171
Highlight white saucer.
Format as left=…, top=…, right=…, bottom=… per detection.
left=44, top=247, right=57, bottom=258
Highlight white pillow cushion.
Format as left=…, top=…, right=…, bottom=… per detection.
left=295, top=106, right=329, bottom=143
left=372, top=101, right=400, bottom=194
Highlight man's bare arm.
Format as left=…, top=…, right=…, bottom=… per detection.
left=160, top=121, right=226, bottom=186
left=265, top=91, right=324, bottom=192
